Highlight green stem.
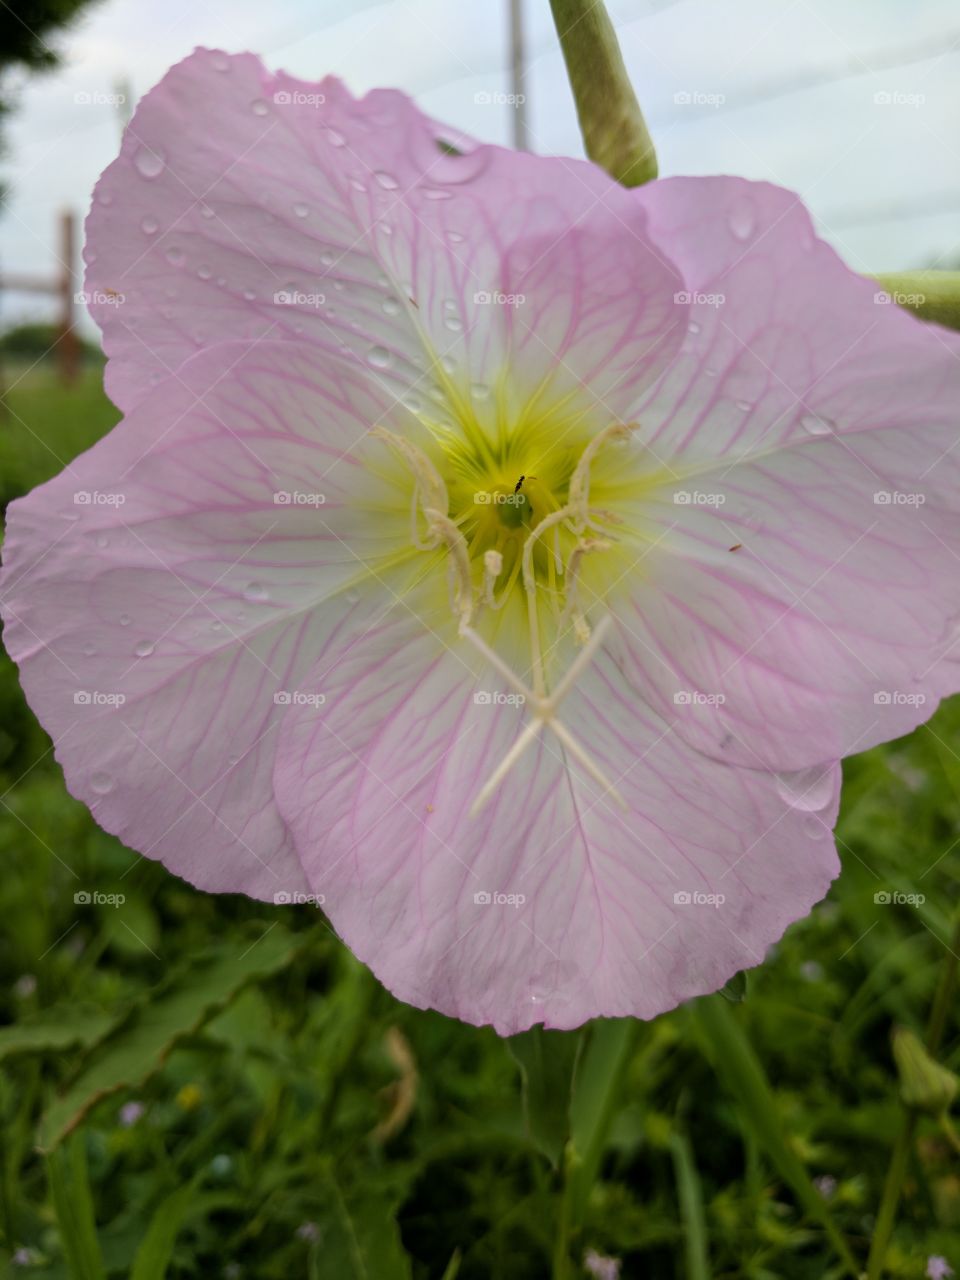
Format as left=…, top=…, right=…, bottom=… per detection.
left=872, top=272, right=960, bottom=332
left=865, top=911, right=960, bottom=1280
left=548, top=0, right=657, bottom=185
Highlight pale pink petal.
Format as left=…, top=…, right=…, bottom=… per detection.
left=86, top=49, right=684, bottom=422
left=273, top=604, right=840, bottom=1034
left=600, top=175, right=960, bottom=770
left=0, top=341, right=423, bottom=899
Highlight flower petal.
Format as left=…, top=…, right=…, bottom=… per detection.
left=273, top=603, right=840, bottom=1033
left=86, top=48, right=683, bottom=422
left=603, top=175, right=960, bottom=770
left=0, top=340, right=424, bottom=899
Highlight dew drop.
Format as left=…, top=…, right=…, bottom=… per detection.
left=374, top=170, right=399, bottom=190
left=687, top=321, right=701, bottom=335
left=367, top=345, right=392, bottom=369
left=804, top=814, right=827, bottom=840
left=445, top=315, right=463, bottom=333
left=381, top=296, right=401, bottom=316
left=242, top=288, right=256, bottom=301
left=800, top=413, right=834, bottom=436
left=210, top=620, right=223, bottom=632
left=402, top=393, right=422, bottom=413
left=735, top=399, right=752, bottom=411
left=197, top=264, right=213, bottom=280
left=82, top=641, right=98, bottom=656
left=140, top=215, right=159, bottom=235
left=320, top=250, right=335, bottom=267
left=211, top=53, right=230, bottom=72
left=250, top=98, right=269, bottom=116
left=447, top=231, right=465, bottom=244
left=95, top=534, right=109, bottom=549
left=292, top=201, right=309, bottom=218
left=422, top=186, right=452, bottom=201
left=728, top=198, right=755, bottom=241
left=243, top=582, right=269, bottom=603
left=775, top=766, right=834, bottom=812
left=134, top=640, right=155, bottom=658
left=471, top=382, right=490, bottom=401
left=97, top=191, right=113, bottom=206
left=91, top=772, right=114, bottom=795
left=134, top=146, right=165, bottom=179
left=165, top=247, right=185, bottom=267
left=119, top=613, right=131, bottom=627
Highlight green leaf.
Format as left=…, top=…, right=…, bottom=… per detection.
left=47, top=1135, right=105, bottom=1280
left=507, top=1026, right=583, bottom=1167
left=690, top=996, right=859, bottom=1278
left=567, top=1018, right=637, bottom=1218
left=0, top=1006, right=115, bottom=1060
left=318, top=1166, right=412, bottom=1280
left=719, top=970, right=748, bottom=1003
left=40, top=925, right=302, bottom=1149
left=131, top=1187, right=237, bottom=1280
left=669, top=1131, right=710, bottom=1280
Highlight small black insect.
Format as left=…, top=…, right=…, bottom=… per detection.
left=514, top=475, right=525, bottom=493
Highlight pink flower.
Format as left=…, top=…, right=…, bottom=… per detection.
left=3, top=51, right=960, bottom=1035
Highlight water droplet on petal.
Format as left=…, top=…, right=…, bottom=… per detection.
left=800, top=413, right=834, bottom=436
left=422, top=187, right=452, bottom=201
left=134, top=146, right=165, bottom=179
left=250, top=98, right=269, bottom=116
left=91, top=772, right=114, bottom=795
left=292, top=201, right=309, bottom=218
left=367, top=345, right=391, bottom=369
left=775, top=766, right=834, bottom=812
left=471, top=382, right=490, bottom=401
left=165, top=247, right=185, bottom=267
left=728, top=197, right=755, bottom=241
left=382, top=296, right=401, bottom=316
left=735, top=399, right=752, bottom=411
left=242, top=288, right=256, bottom=301
left=140, top=216, right=159, bottom=235
left=119, top=614, right=131, bottom=627
left=243, top=582, right=269, bottom=603
left=82, top=641, right=98, bottom=656
left=197, top=264, right=213, bottom=280
left=134, top=640, right=155, bottom=658
left=319, top=250, right=335, bottom=267
left=374, top=170, right=399, bottom=190
left=687, top=321, right=701, bottom=335
left=804, top=814, right=828, bottom=839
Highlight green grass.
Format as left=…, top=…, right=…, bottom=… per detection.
left=1, top=365, right=959, bottom=1278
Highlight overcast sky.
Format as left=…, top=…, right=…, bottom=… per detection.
left=3, top=0, right=959, bottom=331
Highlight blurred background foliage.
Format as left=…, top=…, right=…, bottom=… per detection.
left=0, top=354, right=959, bottom=1278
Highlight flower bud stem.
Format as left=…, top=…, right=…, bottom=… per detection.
left=549, top=0, right=657, bottom=186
